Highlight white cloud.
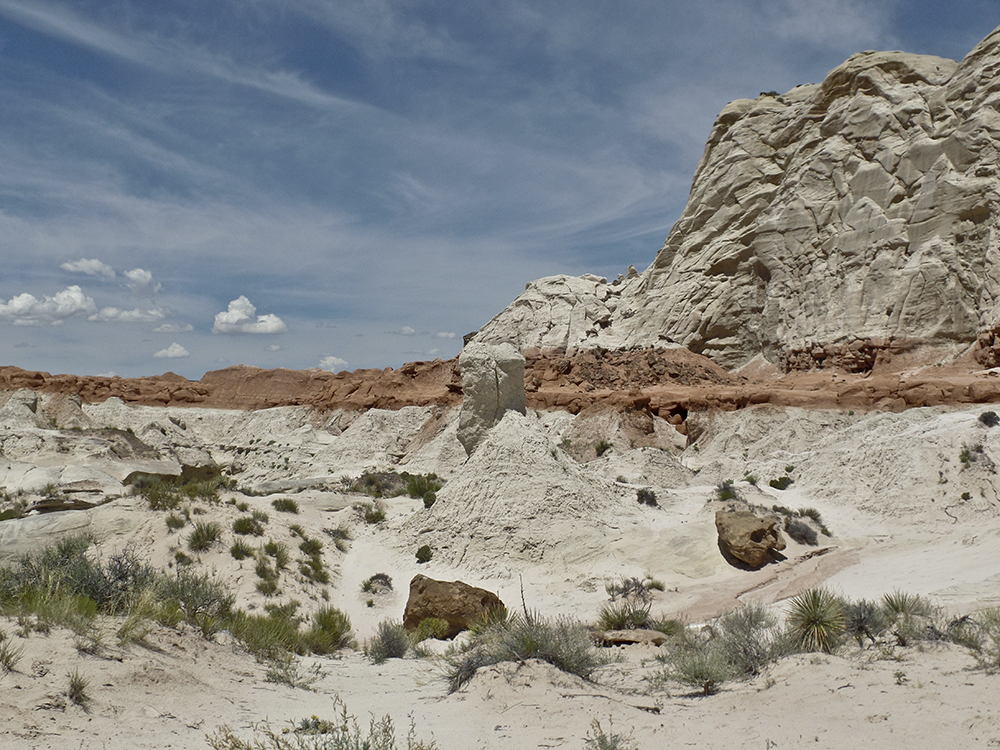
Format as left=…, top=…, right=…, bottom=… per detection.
left=154, top=322, right=194, bottom=333
left=391, top=326, right=417, bottom=336
left=88, top=307, right=165, bottom=323
left=61, top=258, right=116, bottom=279
left=123, top=268, right=161, bottom=296
left=435, top=331, right=456, bottom=339
left=154, top=342, right=189, bottom=358
left=212, top=296, right=287, bottom=334
left=0, top=285, right=96, bottom=325
left=319, top=355, right=348, bottom=371
left=266, top=344, right=282, bottom=352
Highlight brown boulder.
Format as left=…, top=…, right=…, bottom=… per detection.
left=402, top=574, right=504, bottom=638
left=715, top=510, right=786, bottom=569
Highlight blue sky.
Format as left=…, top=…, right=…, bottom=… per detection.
left=0, top=1, right=995, bottom=379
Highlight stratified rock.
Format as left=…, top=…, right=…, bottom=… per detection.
left=457, top=342, right=526, bottom=455
left=715, top=510, right=786, bottom=568
left=595, top=629, right=669, bottom=647
left=402, top=574, right=504, bottom=638
left=474, top=26, right=1000, bottom=370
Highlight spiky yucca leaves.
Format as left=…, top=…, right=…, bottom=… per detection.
left=786, top=588, right=845, bottom=653
left=843, top=599, right=889, bottom=647
left=881, top=591, right=938, bottom=646
left=598, top=599, right=653, bottom=631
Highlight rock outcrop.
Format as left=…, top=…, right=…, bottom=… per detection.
left=456, top=342, right=527, bottom=455
left=715, top=510, right=786, bottom=568
left=474, top=26, right=1000, bottom=370
left=402, top=574, right=504, bottom=638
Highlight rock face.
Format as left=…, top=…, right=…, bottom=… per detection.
left=457, top=342, right=527, bottom=455
left=402, top=574, right=504, bottom=638
left=474, top=26, right=1000, bottom=370
left=715, top=510, right=786, bottom=568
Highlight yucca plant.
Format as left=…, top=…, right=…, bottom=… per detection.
left=786, top=588, right=844, bottom=653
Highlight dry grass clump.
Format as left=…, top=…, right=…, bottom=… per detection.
left=207, top=696, right=437, bottom=750
left=443, top=610, right=612, bottom=693
left=366, top=620, right=411, bottom=663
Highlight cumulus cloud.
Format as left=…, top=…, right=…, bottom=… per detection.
left=155, top=322, right=194, bottom=333
left=435, top=331, right=457, bottom=339
left=61, top=258, right=116, bottom=279
left=88, top=307, right=166, bottom=323
left=266, top=344, right=282, bottom=352
left=212, top=296, right=287, bottom=334
left=154, top=342, right=190, bottom=358
left=0, top=286, right=96, bottom=325
left=124, top=268, right=161, bottom=296
left=390, top=326, right=417, bottom=336
left=319, top=355, right=348, bottom=371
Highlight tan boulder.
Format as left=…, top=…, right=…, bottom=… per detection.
left=402, top=574, right=504, bottom=638
left=715, top=510, right=786, bottom=568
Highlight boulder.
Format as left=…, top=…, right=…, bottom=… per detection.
left=595, top=628, right=669, bottom=647
left=457, top=342, right=526, bottom=455
left=402, top=574, right=504, bottom=638
left=715, top=510, right=786, bottom=568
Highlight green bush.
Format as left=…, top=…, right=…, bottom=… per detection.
left=712, top=603, right=785, bottom=678
left=165, top=513, right=186, bottom=532
left=598, top=599, right=652, bottom=631
left=233, top=516, right=264, bottom=536
left=663, top=646, right=731, bottom=695
left=355, top=503, right=386, bottom=525
left=422, top=492, right=437, bottom=509
left=595, top=440, right=612, bottom=457
left=406, top=474, right=443, bottom=504
left=584, top=718, right=637, bottom=750
left=786, top=588, right=844, bottom=653
left=361, top=573, right=393, bottom=594
left=843, top=599, right=888, bottom=647
left=367, top=620, right=411, bottom=663
left=302, top=606, right=354, bottom=654
left=979, top=411, right=1000, bottom=428
left=324, top=525, right=352, bottom=552
left=230, top=539, right=254, bottom=560
left=769, top=476, right=793, bottom=491
left=715, top=480, right=739, bottom=501
left=415, top=545, right=433, bottom=564
left=413, top=617, right=450, bottom=643
left=186, top=521, right=222, bottom=552
left=636, top=488, right=658, bottom=507
left=271, top=498, right=299, bottom=514
left=785, top=518, right=818, bottom=546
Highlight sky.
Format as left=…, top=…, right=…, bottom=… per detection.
left=0, top=1, right=996, bottom=379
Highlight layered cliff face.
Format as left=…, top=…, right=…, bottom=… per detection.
left=475, top=26, right=1000, bottom=371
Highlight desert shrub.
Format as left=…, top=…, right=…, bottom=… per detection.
left=784, top=518, right=818, bottom=546
left=302, top=606, right=354, bottom=654
left=367, top=620, right=411, bottom=663
left=230, top=539, right=254, bottom=560
left=406, top=473, right=443, bottom=503
left=255, top=578, right=279, bottom=596
left=361, top=573, right=393, bottom=594
left=605, top=574, right=662, bottom=602
left=715, top=480, right=739, bottom=501
left=769, top=476, right=793, bottom=491
left=271, top=497, right=299, bottom=514
left=960, top=443, right=985, bottom=466
left=584, top=718, right=637, bottom=750
left=415, top=545, right=433, bottom=564
left=881, top=590, right=939, bottom=646
left=636, top=488, right=658, bottom=507
left=132, top=477, right=184, bottom=511
left=711, top=603, right=785, bottom=678
left=207, top=696, right=437, bottom=750
left=228, top=610, right=303, bottom=661
left=298, top=538, right=322, bottom=557
left=252, top=509, right=270, bottom=523
left=159, top=568, right=235, bottom=623
left=843, top=599, right=888, bottom=647
left=443, top=612, right=611, bottom=693
left=980, top=411, right=1000, bottom=428
left=786, top=588, right=844, bottom=653
left=422, top=492, right=437, bottom=509
left=186, top=521, right=222, bottom=552
left=165, top=513, right=186, bottom=531
left=976, top=608, right=1000, bottom=670
left=0, top=637, right=23, bottom=673
left=324, top=525, right=352, bottom=552
left=413, top=617, right=450, bottom=643
left=263, top=541, right=290, bottom=570
left=355, top=502, right=386, bottom=525
left=598, top=599, right=652, bottom=631
left=595, top=439, right=612, bottom=457
left=743, top=473, right=758, bottom=486
left=67, top=668, right=90, bottom=708
left=661, top=645, right=731, bottom=695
